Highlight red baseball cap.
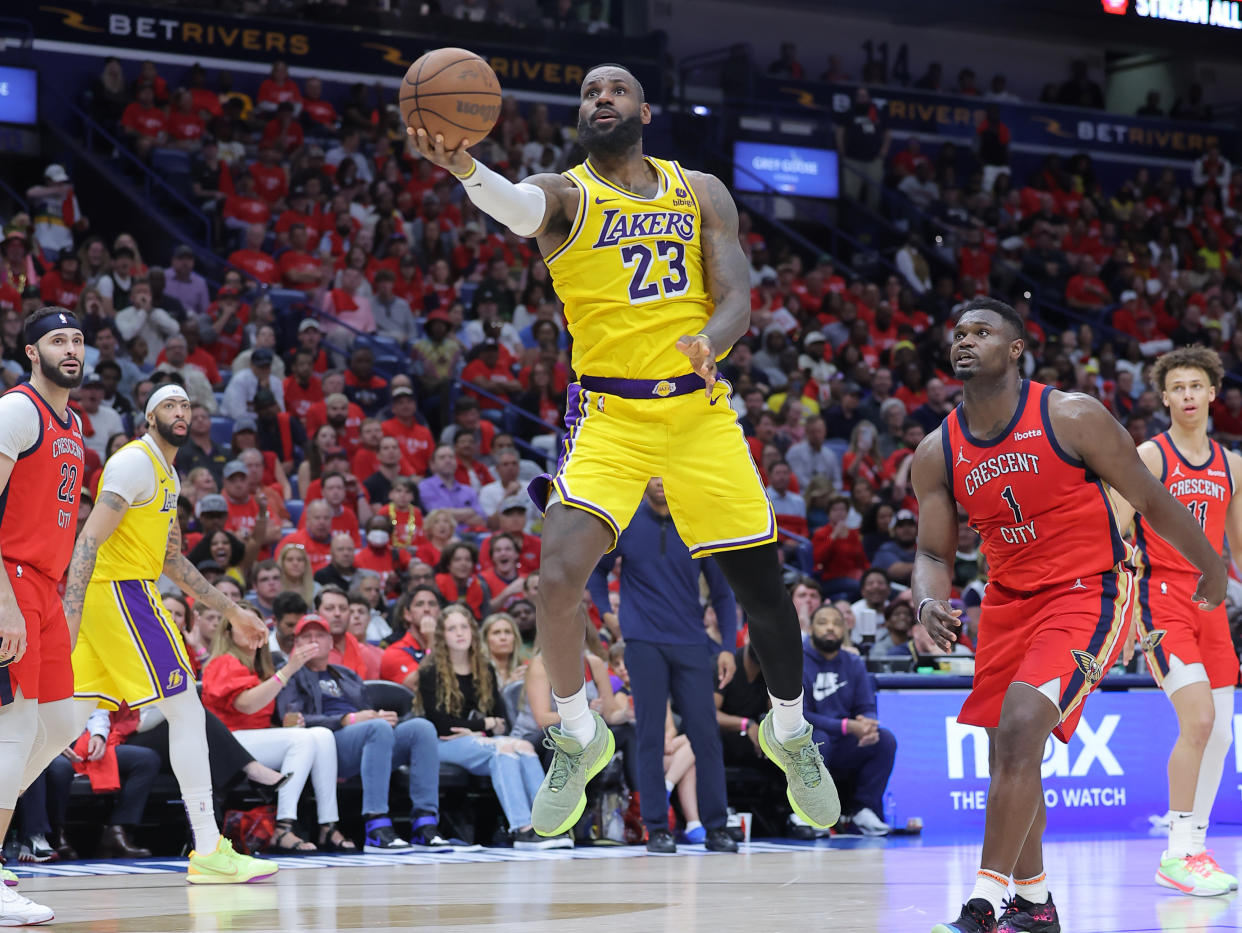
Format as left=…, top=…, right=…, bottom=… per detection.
left=293, top=614, right=330, bottom=637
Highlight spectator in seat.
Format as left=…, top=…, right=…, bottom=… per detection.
left=250, top=559, right=283, bottom=619
left=371, top=269, right=418, bottom=346
left=277, top=545, right=317, bottom=607
left=850, top=567, right=891, bottom=646
left=714, top=639, right=773, bottom=769
left=343, top=346, right=388, bottom=416
left=834, top=87, right=890, bottom=210
left=75, top=373, right=125, bottom=461
left=363, top=436, right=408, bottom=505
left=412, top=309, right=463, bottom=406
left=221, top=346, right=284, bottom=419
left=157, top=334, right=216, bottom=411
left=316, top=532, right=360, bottom=592
left=275, top=614, right=447, bottom=851
left=1211, top=385, right=1242, bottom=448
left=325, top=129, right=374, bottom=185
left=872, top=598, right=917, bottom=659
left=812, top=495, right=867, bottom=601
left=115, top=279, right=179, bottom=364
left=28, top=706, right=160, bottom=861
left=165, top=244, right=210, bottom=316
left=976, top=105, right=1011, bottom=194
left=802, top=605, right=896, bottom=834
left=786, top=414, right=841, bottom=492
left=462, top=339, right=521, bottom=413
left=277, top=223, right=321, bottom=292
left=356, top=514, right=406, bottom=594
left=202, top=615, right=343, bottom=852
left=1195, top=146, right=1232, bottom=189
left=278, top=500, right=336, bottom=574
left=223, top=174, right=272, bottom=236
left=314, top=585, right=367, bottom=679
left=766, top=41, right=804, bottom=79
left=479, top=532, right=528, bottom=607
left=120, top=81, right=167, bottom=158
left=301, top=76, right=338, bottom=129
left=419, top=607, right=562, bottom=849
left=419, top=445, right=486, bottom=531
left=435, top=541, right=491, bottom=620
left=305, top=472, right=363, bottom=544
left=345, top=591, right=384, bottom=678
left=1065, top=256, right=1112, bottom=314
left=381, top=384, right=434, bottom=476
left=766, top=460, right=808, bottom=538
left=323, top=267, right=376, bottom=345
left=873, top=508, right=918, bottom=585
left=381, top=586, right=441, bottom=690
left=1056, top=59, right=1104, bottom=109
left=482, top=612, right=527, bottom=688
left=479, top=449, right=527, bottom=527
left=911, top=381, right=954, bottom=434
left=897, top=161, right=940, bottom=212
left=823, top=382, right=866, bottom=440
left=284, top=345, right=325, bottom=420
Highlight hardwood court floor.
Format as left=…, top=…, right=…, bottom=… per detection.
left=13, top=833, right=1242, bottom=932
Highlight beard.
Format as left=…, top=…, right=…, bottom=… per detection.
left=576, top=112, right=644, bottom=159
left=38, top=348, right=83, bottom=389
left=153, top=413, right=191, bottom=447
left=811, top=635, right=842, bottom=654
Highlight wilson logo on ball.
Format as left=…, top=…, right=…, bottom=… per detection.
left=457, top=100, right=501, bottom=121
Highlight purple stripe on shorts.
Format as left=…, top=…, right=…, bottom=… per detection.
left=578, top=373, right=705, bottom=399
left=530, top=384, right=589, bottom=513
left=116, top=580, right=191, bottom=698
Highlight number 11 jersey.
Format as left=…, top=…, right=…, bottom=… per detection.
left=546, top=156, right=712, bottom=380
left=942, top=380, right=1126, bottom=593
left=0, top=382, right=85, bottom=581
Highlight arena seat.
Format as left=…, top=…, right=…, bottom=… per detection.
left=285, top=498, right=303, bottom=526
left=209, top=416, right=234, bottom=448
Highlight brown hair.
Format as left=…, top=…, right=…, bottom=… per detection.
left=428, top=604, right=496, bottom=718
left=1150, top=346, right=1224, bottom=395
left=208, top=615, right=275, bottom=680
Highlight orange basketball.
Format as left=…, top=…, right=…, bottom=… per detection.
left=399, top=48, right=502, bottom=150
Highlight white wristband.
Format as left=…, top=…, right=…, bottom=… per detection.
left=455, top=158, right=548, bottom=238
left=916, top=597, right=937, bottom=625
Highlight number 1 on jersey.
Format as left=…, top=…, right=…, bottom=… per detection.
left=621, top=240, right=689, bottom=305
left=1001, top=485, right=1023, bottom=523
left=1187, top=499, right=1208, bottom=530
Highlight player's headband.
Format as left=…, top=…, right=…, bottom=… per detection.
left=24, top=308, right=82, bottom=346
left=145, top=384, right=190, bottom=418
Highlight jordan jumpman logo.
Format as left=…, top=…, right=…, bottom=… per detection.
left=1170, top=462, right=1185, bottom=480
left=1069, top=578, right=1087, bottom=590
left=956, top=446, right=971, bottom=466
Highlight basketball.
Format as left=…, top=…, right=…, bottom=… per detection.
left=399, top=48, right=502, bottom=150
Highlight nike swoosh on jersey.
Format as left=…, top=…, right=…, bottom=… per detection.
left=594, top=196, right=617, bottom=204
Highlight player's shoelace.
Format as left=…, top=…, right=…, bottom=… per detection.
left=781, top=741, right=825, bottom=787
left=1186, top=852, right=1219, bottom=878
left=542, top=736, right=584, bottom=792
left=999, top=898, right=1019, bottom=918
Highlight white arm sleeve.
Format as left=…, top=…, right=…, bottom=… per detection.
left=99, top=445, right=158, bottom=505
left=86, top=708, right=111, bottom=740
left=457, top=159, right=548, bottom=238
left=0, top=393, right=41, bottom=461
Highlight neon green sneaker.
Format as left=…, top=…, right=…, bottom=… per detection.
left=1192, top=851, right=1238, bottom=891
left=531, top=711, right=615, bottom=837
left=757, top=714, right=840, bottom=829
left=186, top=838, right=278, bottom=885
left=1155, top=851, right=1231, bottom=897
left=1, top=867, right=17, bottom=887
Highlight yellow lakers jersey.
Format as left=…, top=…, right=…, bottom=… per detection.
left=93, top=438, right=179, bottom=582
left=547, top=157, right=714, bottom=380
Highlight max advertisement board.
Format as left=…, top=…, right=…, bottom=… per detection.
left=883, top=689, right=1242, bottom=832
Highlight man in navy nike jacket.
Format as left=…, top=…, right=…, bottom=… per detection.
left=802, top=604, right=897, bottom=834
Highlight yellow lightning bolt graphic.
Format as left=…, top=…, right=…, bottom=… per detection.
left=40, top=6, right=105, bottom=33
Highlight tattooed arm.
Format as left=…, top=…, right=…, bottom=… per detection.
left=162, top=523, right=267, bottom=649
left=64, top=491, right=131, bottom=648
left=676, top=171, right=754, bottom=392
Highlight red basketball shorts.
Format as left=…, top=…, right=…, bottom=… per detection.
left=0, top=560, right=73, bottom=707
left=1136, top=573, right=1239, bottom=690
left=959, top=566, right=1134, bottom=743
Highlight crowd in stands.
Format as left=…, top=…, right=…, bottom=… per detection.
left=762, top=40, right=1214, bottom=119
left=4, top=37, right=1242, bottom=859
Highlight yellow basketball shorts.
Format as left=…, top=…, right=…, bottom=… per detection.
left=533, top=377, right=777, bottom=556
left=73, top=579, right=197, bottom=710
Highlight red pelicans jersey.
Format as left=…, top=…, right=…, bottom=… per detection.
left=1133, top=432, right=1231, bottom=581
left=0, top=383, right=85, bottom=579
left=942, top=380, right=1125, bottom=592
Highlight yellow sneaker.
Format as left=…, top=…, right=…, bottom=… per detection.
left=186, top=838, right=278, bottom=885
left=1, top=867, right=17, bottom=887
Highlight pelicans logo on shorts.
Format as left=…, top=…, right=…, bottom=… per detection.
left=1139, top=628, right=1166, bottom=654
left=1071, top=649, right=1105, bottom=686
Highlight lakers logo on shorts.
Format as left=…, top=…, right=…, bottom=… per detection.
left=1140, top=628, right=1167, bottom=654
left=166, top=669, right=184, bottom=691
left=1070, top=649, right=1104, bottom=686
left=652, top=380, right=674, bottom=398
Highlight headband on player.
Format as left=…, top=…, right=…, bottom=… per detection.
left=24, top=309, right=82, bottom=346
left=145, top=384, right=190, bottom=418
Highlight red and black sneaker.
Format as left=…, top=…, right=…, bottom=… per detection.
left=931, top=898, right=998, bottom=933
left=997, top=894, right=1061, bottom=933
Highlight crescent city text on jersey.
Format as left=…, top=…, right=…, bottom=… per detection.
left=591, top=210, right=697, bottom=249
left=51, top=436, right=84, bottom=460
left=1169, top=477, right=1228, bottom=500
left=961, top=451, right=1042, bottom=497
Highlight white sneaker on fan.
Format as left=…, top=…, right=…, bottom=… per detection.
left=852, top=807, right=891, bottom=836
left=0, top=884, right=54, bottom=926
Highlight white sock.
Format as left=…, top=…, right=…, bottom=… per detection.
left=1014, top=872, right=1049, bottom=904
left=1167, top=810, right=1195, bottom=858
left=665, top=779, right=675, bottom=795
left=684, top=820, right=702, bottom=833
left=553, top=685, right=597, bottom=747
left=1190, top=687, right=1234, bottom=852
left=183, top=790, right=221, bottom=854
left=970, top=869, right=1010, bottom=917
left=768, top=691, right=808, bottom=743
